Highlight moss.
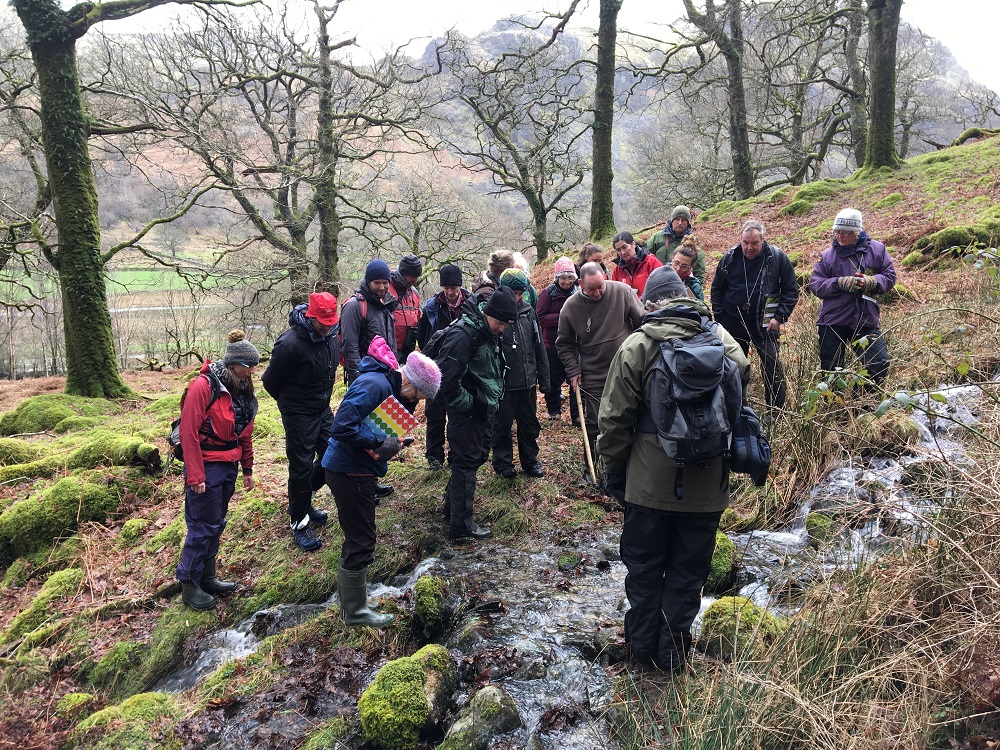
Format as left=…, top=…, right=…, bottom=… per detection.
left=65, top=430, right=161, bottom=471
left=705, top=531, right=736, bottom=593
left=805, top=512, right=834, bottom=548
left=0, top=653, right=48, bottom=692
left=71, top=691, right=182, bottom=749
left=480, top=494, right=531, bottom=537
left=412, top=643, right=451, bottom=675
left=300, top=718, right=352, bottom=749
left=786, top=251, right=803, bottom=268
left=146, top=514, right=186, bottom=552
left=358, top=656, right=430, bottom=750
left=123, top=603, right=215, bottom=696
left=56, top=692, right=94, bottom=720
left=143, top=394, right=182, bottom=415
left=413, top=575, right=448, bottom=641
left=0, top=458, right=61, bottom=484
left=0, top=438, right=42, bottom=465
left=1, top=557, right=33, bottom=589
left=857, top=411, right=922, bottom=456
left=916, top=223, right=1000, bottom=254
left=719, top=507, right=758, bottom=532
left=558, top=550, right=583, bottom=571
left=795, top=180, right=844, bottom=201
left=120, top=518, right=152, bottom=545
left=901, top=250, right=927, bottom=268
left=439, top=685, right=522, bottom=749
left=767, top=186, right=793, bottom=204
left=872, top=192, right=904, bottom=210
left=88, top=641, right=143, bottom=690
left=0, top=394, right=117, bottom=436
left=780, top=199, right=813, bottom=216
left=252, top=414, right=283, bottom=438
left=879, top=281, right=916, bottom=304
left=699, top=595, right=784, bottom=658
left=1, top=567, right=84, bottom=644
left=52, top=416, right=104, bottom=434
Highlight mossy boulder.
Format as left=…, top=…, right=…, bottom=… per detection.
left=358, top=644, right=456, bottom=750
left=914, top=222, right=1000, bottom=254
left=56, top=691, right=94, bottom=721
left=1, top=567, right=83, bottom=645
left=901, top=250, right=927, bottom=268
left=88, top=641, right=143, bottom=690
left=413, top=575, right=449, bottom=642
left=120, top=518, right=152, bottom=545
left=252, top=414, right=283, bottom=438
left=786, top=251, right=803, bottom=268
left=699, top=596, right=784, bottom=658
left=52, top=416, right=104, bottom=434
left=65, top=431, right=161, bottom=471
left=795, top=180, right=844, bottom=201
left=805, top=512, right=834, bottom=548
left=872, top=192, right=904, bottom=210
left=439, top=685, right=523, bottom=750
left=0, top=438, right=42, bottom=466
left=879, top=281, right=916, bottom=304
left=720, top=507, right=758, bottom=532
left=780, top=199, right=813, bottom=217
left=0, top=477, right=116, bottom=567
left=705, top=531, right=736, bottom=593
left=70, top=691, right=181, bottom=749
left=0, top=394, right=116, bottom=436
left=857, top=411, right=922, bottom=456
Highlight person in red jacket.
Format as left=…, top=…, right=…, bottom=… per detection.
left=390, top=254, right=424, bottom=413
left=610, top=231, right=662, bottom=297
left=176, top=330, right=259, bottom=611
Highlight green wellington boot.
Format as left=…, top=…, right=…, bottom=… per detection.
left=338, top=566, right=394, bottom=628
left=201, top=558, right=236, bottom=596
left=181, top=581, right=216, bottom=611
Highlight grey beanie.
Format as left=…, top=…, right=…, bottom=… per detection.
left=224, top=329, right=260, bottom=367
left=641, top=266, right=688, bottom=305
left=833, top=208, right=863, bottom=232
left=671, top=205, right=692, bottom=223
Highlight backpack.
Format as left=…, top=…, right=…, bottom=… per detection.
left=729, top=405, right=771, bottom=486
left=167, top=373, right=231, bottom=463
left=337, top=294, right=369, bottom=373
left=422, top=316, right=475, bottom=361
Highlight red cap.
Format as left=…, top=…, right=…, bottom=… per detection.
left=306, top=292, right=339, bottom=325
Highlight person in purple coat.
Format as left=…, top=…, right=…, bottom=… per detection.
left=808, top=208, right=897, bottom=387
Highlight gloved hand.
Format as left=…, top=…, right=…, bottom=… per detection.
left=373, top=436, right=402, bottom=460
left=837, top=275, right=861, bottom=293
left=860, top=275, right=879, bottom=294
left=603, top=464, right=627, bottom=506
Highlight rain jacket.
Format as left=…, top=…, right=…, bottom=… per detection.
left=535, top=281, right=576, bottom=348
left=436, top=300, right=505, bottom=418
left=390, top=270, right=422, bottom=359
left=500, top=299, right=550, bottom=391
left=262, top=305, right=339, bottom=415
left=710, top=242, right=799, bottom=328
left=611, top=247, right=663, bottom=297
left=340, top=283, right=398, bottom=382
left=808, top=232, right=897, bottom=330
left=417, top=288, right=471, bottom=350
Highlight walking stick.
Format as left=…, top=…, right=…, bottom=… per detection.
left=575, top=384, right=597, bottom=485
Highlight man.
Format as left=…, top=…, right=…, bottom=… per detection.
left=341, top=259, right=399, bottom=384
left=556, top=263, right=645, bottom=479
left=610, top=231, right=662, bottom=298
left=808, top=208, right=897, bottom=388
left=436, top=286, right=518, bottom=540
left=417, top=264, right=470, bottom=470
left=710, top=219, right=798, bottom=411
left=492, top=268, right=550, bottom=479
left=262, top=292, right=340, bottom=552
left=390, top=254, right=424, bottom=412
left=647, top=205, right=707, bottom=284
left=598, top=266, right=749, bottom=672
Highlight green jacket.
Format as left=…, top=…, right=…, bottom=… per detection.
left=435, top=301, right=505, bottom=418
left=647, top=229, right=707, bottom=285
left=597, top=298, right=749, bottom=513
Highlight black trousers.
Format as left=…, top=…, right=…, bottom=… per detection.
left=444, top=407, right=489, bottom=533
left=620, top=504, right=723, bottom=669
left=424, top=393, right=449, bottom=465
left=327, top=471, right=378, bottom=570
left=716, top=311, right=787, bottom=409
left=492, top=387, right=541, bottom=471
left=818, top=324, right=889, bottom=385
left=281, top=408, right=334, bottom=525
left=543, top=347, right=579, bottom=421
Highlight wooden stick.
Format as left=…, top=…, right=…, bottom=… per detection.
left=575, top=385, right=597, bottom=485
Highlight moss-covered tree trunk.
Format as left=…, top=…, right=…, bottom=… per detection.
left=589, top=0, right=621, bottom=242
left=314, top=4, right=342, bottom=296
left=13, top=1, right=130, bottom=398
left=844, top=0, right=868, bottom=166
left=862, top=0, right=903, bottom=171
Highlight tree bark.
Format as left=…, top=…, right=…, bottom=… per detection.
left=589, top=0, right=622, bottom=242
left=844, top=0, right=868, bottom=166
left=314, top=3, right=341, bottom=296
left=862, top=0, right=903, bottom=170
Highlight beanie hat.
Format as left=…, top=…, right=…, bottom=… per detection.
left=398, top=254, right=423, bottom=277
left=554, top=256, right=577, bottom=280
left=499, top=268, right=530, bottom=291
left=488, top=250, right=515, bottom=278
left=439, top=264, right=463, bottom=287
left=482, top=286, right=518, bottom=324
left=224, top=329, right=260, bottom=367
left=401, top=351, right=442, bottom=400
left=671, top=205, right=692, bottom=223
left=833, top=208, right=863, bottom=233
left=641, top=266, right=688, bottom=305
left=364, top=259, right=391, bottom=283
left=305, top=291, right=339, bottom=325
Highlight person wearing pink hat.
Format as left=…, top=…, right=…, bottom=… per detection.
left=262, top=291, right=341, bottom=552
left=535, top=256, right=580, bottom=424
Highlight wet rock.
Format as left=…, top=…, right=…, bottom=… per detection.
left=856, top=411, right=921, bottom=456
left=805, top=512, right=834, bottom=548
left=439, top=685, right=523, bottom=750
left=514, top=658, right=548, bottom=680
left=699, top=596, right=785, bottom=659
left=705, top=531, right=736, bottom=593
left=358, top=644, right=456, bottom=750
left=599, top=545, right=620, bottom=561
left=562, top=633, right=598, bottom=660
left=593, top=627, right=627, bottom=664
left=413, top=575, right=450, bottom=642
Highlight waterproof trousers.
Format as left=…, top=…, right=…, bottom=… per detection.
left=424, top=393, right=449, bottom=466
left=620, top=503, right=723, bottom=670
left=818, top=324, right=889, bottom=386
left=716, top=312, right=787, bottom=409
left=281, top=408, right=334, bottom=525
left=544, top=347, right=579, bottom=421
left=444, top=407, right=489, bottom=534
left=492, top=387, right=541, bottom=473
left=176, top=461, right=237, bottom=584
left=327, top=471, right=378, bottom=570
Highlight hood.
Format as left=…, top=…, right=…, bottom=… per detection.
left=638, top=299, right=714, bottom=341
left=391, top=270, right=413, bottom=292
left=547, top=281, right=576, bottom=298
left=358, top=354, right=394, bottom=376
left=356, top=282, right=399, bottom=311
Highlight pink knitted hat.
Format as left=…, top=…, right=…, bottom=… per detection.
left=367, top=336, right=399, bottom=370
left=401, top=351, right=442, bottom=400
left=554, top=256, right=577, bottom=280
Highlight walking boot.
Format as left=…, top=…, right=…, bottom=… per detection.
left=201, top=558, right=236, bottom=596
left=181, top=581, right=216, bottom=611
left=374, top=480, right=395, bottom=497
left=338, top=566, right=394, bottom=628
left=307, top=506, right=329, bottom=526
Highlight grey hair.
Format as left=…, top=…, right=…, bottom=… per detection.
left=740, top=219, right=766, bottom=239
left=579, top=262, right=605, bottom=281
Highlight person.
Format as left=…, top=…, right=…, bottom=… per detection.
left=417, top=264, right=471, bottom=471
left=610, top=231, right=662, bottom=298
left=176, top=330, right=260, bottom=611
left=341, top=259, right=399, bottom=384
left=808, top=208, right=897, bottom=387
left=710, top=219, right=799, bottom=411
left=670, top=241, right=703, bottom=301
left=647, top=205, right=707, bottom=283
left=322, top=336, right=441, bottom=627
left=492, top=268, right=550, bottom=479
left=511, top=251, right=539, bottom=308
left=437, top=286, right=518, bottom=539
left=469, top=250, right=515, bottom=302
left=262, top=292, right=340, bottom=553
left=575, top=242, right=609, bottom=278
left=390, top=254, right=424, bottom=413
left=597, top=266, right=749, bottom=672
left=535, top=256, right=579, bottom=424
left=556, top=263, right=645, bottom=479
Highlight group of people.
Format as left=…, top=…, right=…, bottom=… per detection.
left=174, top=206, right=898, bottom=667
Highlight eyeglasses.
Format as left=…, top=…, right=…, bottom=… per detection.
left=670, top=260, right=692, bottom=271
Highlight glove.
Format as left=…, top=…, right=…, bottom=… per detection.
left=837, top=276, right=861, bottom=293
left=603, top=464, right=627, bottom=507
left=860, top=275, right=879, bottom=294
left=373, top=436, right=402, bottom=461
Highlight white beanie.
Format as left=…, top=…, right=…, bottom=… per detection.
left=833, top=208, right=863, bottom=233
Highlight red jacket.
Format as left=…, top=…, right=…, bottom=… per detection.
left=179, top=360, right=255, bottom=486
left=611, top=251, right=662, bottom=297
left=391, top=272, right=422, bottom=355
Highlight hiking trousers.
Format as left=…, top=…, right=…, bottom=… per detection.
left=281, top=408, right=334, bottom=525
left=492, top=387, right=541, bottom=472
left=818, top=325, right=889, bottom=385
left=176, top=461, right=237, bottom=584
left=444, top=407, right=489, bottom=533
left=717, top=312, right=787, bottom=409
left=327, top=471, right=378, bottom=570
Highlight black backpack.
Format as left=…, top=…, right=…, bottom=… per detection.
left=729, top=405, right=771, bottom=486
left=167, top=374, right=233, bottom=463
left=422, top=317, right=476, bottom=361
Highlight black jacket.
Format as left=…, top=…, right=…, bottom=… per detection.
left=417, top=289, right=471, bottom=350
left=500, top=300, right=550, bottom=392
left=262, top=305, right=340, bottom=415
left=710, top=242, right=799, bottom=327
left=340, top=283, right=398, bottom=382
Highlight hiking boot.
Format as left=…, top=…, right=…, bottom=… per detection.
left=374, top=481, right=394, bottom=497
left=449, top=525, right=492, bottom=541
left=307, top=506, right=329, bottom=526
left=292, top=526, right=323, bottom=552
left=338, top=566, right=394, bottom=628
left=524, top=463, right=545, bottom=478
left=427, top=457, right=445, bottom=471
left=181, top=581, right=216, bottom=611
left=547, top=412, right=560, bottom=420
left=201, top=557, right=236, bottom=596
left=495, top=465, right=516, bottom=480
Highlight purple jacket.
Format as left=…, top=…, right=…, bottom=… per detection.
left=808, top=233, right=896, bottom=329
left=535, top=282, right=576, bottom=349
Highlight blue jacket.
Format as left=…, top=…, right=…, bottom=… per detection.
left=321, top=356, right=400, bottom=477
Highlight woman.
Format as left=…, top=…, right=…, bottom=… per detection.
left=176, top=330, right=259, bottom=611
left=576, top=242, right=608, bottom=278
left=611, top=231, right=663, bottom=297
left=535, top=256, right=579, bottom=424
left=322, top=336, right=441, bottom=627
left=670, top=241, right=704, bottom=300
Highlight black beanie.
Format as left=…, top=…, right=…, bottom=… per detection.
left=482, top=286, right=518, bottom=324
left=439, top=264, right=463, bottom=287
left=398, top=254, right=423, bottom=277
